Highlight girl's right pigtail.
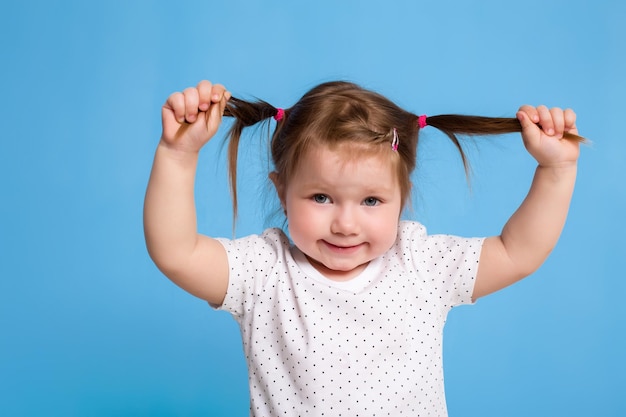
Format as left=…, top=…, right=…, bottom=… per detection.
left=222, top=97, right=283, bottom=223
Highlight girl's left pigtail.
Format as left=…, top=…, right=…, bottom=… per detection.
left=426, top=114, right=586, bottom=143
left=419, top=113, right=587, bottom=178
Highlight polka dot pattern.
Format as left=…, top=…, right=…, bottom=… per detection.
left=217, top=221, right=483, bottom=416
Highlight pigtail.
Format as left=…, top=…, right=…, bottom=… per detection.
left=422, top=114, right=586, bottom=173
left=223, top=97, right=282, bottom=221
left=425, top=114, right=585, bottom=143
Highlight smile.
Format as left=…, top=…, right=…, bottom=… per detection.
left=322, top=240, right=364, bottom=254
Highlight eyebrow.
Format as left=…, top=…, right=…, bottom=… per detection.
left=298, top=179, right=396, bottom=196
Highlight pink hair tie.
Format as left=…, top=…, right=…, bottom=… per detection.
left=418, top=114, right=428, bottom=129
left=274, top=108, right=285, bottom=121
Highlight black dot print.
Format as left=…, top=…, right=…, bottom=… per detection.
left=216, top=221, right=483, bottom=416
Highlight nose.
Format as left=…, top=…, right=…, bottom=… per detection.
left=330, top=205, right=360, bottom=236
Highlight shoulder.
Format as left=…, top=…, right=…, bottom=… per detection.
left=215, top=228, right=293, bottom=273
left=396, top=220, right=428, bottom=243
left=218, top=227, right=290, bottom=252
left=215, top=228, right=293, bottom=315
left=395, top=220, right=484, bottom=260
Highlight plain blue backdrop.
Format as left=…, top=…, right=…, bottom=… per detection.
left=1, top=0, right=624, bottom=416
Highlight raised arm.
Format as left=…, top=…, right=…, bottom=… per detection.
left=144, top=81, right=231, bottom=306
left=473, top=105, right=580, bottom=300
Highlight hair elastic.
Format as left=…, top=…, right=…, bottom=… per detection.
left=274, top=108, right=285, bottom=121
left=391, top=128, right=399, bottom=151
left=418, top=114, right=428, bottom=129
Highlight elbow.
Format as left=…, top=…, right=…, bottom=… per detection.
left=145, top=240, right=184, bottom=279
left=510, top=248, right=553, bottom=279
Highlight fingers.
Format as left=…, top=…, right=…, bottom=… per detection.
left=183, top=87, right=200, bottom=123
left=518, top=104, right=540, bottom=124
left=517, top=105, right=538, bottom=130
left=164, top=92, right=186, bottom=124
left=197, top=80, right=213, bottom=112
left=518, top=105, right=575, bottom=138
left=205, top=87, right=230, bottom=133
left=197, top=80, right=229, bottom=109
left=537, top=105, right=555, bottom=136
left=549, top=107, right=564, bottom=137
left=563, top=108, right=577, bottom=132
left=164, top=81, right=230, bottom=124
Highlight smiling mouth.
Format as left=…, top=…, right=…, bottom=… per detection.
left=322, top=240, right=364, bottom=252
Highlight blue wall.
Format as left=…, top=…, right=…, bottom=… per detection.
left=1, top=1, right=624, bottom=415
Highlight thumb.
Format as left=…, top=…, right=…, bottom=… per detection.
left=516, top=110, right=536, bottom=132
left=516, top=110, right=541, bottom=146
left=161, top=104, right=183, bottom=141
left=205, top=95, right=229, bottom=135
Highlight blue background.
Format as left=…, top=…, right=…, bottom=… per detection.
left=1, top=0, right=624, bottom=416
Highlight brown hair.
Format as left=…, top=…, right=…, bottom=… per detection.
left=223, top=81, right=583, bottom=220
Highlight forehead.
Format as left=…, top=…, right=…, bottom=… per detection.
left=289, top=143, right=400, bottom=192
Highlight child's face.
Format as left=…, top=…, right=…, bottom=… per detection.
left=277, top=144, right=402, bottom=281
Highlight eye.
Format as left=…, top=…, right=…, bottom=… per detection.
left=363, top=197, right=380, bottom=207
left=313, top=194, right=331, bottom=204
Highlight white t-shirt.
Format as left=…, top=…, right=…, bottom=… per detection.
left=217, top=221, right=484, bottom=416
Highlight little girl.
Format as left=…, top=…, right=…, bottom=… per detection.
left=144, top=80, right=582, bottom=416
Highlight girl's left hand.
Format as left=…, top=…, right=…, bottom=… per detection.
left=517, top=105, right=580, bottom=168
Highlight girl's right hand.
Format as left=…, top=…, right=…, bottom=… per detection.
left=160, top=80, right=231, bottom=154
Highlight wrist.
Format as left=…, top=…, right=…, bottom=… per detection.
left=157, top=140, right=201, bottom=163
left=537, top=160, right=578, bottom=170
left=535, top=162, right=577, bottom=182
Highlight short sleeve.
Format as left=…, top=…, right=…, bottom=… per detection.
left=398, top=221, right=485, bottom=308
left=214, top=228, right=291, bottom=319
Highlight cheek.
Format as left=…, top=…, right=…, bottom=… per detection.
left=382, top=219, right=399, bottom=243
left=288, top=216, right=320, bottom=254
left=287, top=204, right=317, bottom=238
left=370, top=210, right=400, bottom=246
